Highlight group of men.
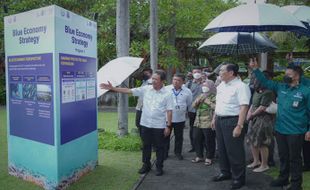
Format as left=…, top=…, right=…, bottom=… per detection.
left=100, top=60, right=310, bottom=190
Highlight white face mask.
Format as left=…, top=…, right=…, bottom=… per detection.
left=193, top=73, right=201, bottom=79
left=202, top=86, right=210, bottom=93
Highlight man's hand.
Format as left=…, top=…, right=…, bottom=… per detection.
left=211, top=118, right=216, bottom=130
left=233, top=125, right=242, bottom=138
left=249, top=57, right=259, bottom=70
left=246, top=111, right=253, bottom=121
left=164, top=127, right=171, bottom=137
left=100, top=81, right=113, bottom=90
left=305, top=131, right=310, bottom=141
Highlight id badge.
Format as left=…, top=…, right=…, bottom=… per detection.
left=292, top=101, right=299, bottom=108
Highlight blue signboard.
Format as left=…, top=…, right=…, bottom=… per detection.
left=59, top=53, right=96, bottom=144
left=8, top=53, right=54, bottom=145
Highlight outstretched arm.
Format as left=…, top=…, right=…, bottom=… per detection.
left=100, top=81, right=132, bottom=94
left=249, top=58, right=279, bottom=92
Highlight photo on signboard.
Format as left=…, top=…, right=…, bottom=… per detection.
left=37, top=84, right=52, bottom=102
left=22, top=83, right=37, bottom=101
left=10, top=83, right=23, bottom=99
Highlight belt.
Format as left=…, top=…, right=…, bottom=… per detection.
left=216, top=115, right=238, bottom=119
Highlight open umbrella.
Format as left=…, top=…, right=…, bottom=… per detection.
left=198, top=32, right=277, bottom=55
left=204, top=3, right=307, bottom=33
left=282, top=5, right=310, bottom=24
left=282, top=5, right=310, bottom=36
left=97, top=56, right=144, bottom=97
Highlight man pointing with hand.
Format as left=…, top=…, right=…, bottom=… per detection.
left=100, top=70, right=173, bottom=176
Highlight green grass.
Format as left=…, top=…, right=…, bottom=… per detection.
left=98, top=112, right=137, bottom=133
left=267, top=166, right=310, bottom=190
left=0, top=107, right=141, bottom=190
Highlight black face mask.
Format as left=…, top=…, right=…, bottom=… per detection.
left=142, top=74, right=149, bottom=81
left=283, top=75, right=293, bottom=84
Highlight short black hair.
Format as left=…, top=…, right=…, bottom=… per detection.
left=173, top=73, right=185, bottom=81
left=192, top=67, right=202, bottom=72
left=143, top=68, right=153, bottom=74
left=154, top=69, right=166, bottom=81
left=286, top=64, right=303, bottom=76
left=224, top=63, right=239, bottom=76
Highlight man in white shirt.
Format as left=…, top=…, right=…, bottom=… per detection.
left=211, top=63, right=251, bottom=190
left=100, top=70, right=173, bottom=176
left=164, top=74, right=192, bottom=160
left=135, top=68, right=152, bottom=137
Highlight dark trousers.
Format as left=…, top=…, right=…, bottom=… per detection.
left=303, top=140, right=310, bottom=168
left=188, top=112, right=196, bottom=149
left=193, top=127, right=216, bottom=159
left=215, top=116, right=245, bottom=182
left=268, top=135, right=275, bottom=163
left=276, top=132, right=304, bottom=190
left=141, top=126, right=165, bottom=169
left=135, top=110, right=142, bottom=137
left=164, top=122, right=185, bottom=155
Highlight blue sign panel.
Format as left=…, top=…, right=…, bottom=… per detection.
left=59, top=53, right=96, bottom=144
left=8, top=53, right=54, bottom=145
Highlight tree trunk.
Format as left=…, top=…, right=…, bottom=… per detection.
left=116, top=0, right=129, bottom=136
left=166, top=0, right=177, bottom=84
left=150, top=0, right=158, bottom=71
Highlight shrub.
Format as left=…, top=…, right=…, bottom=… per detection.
left=98, top=131, right=141, bottom=151
left=0, top=74, right=6, bottom=105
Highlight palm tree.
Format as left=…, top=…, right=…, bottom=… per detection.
left=116, top=0, right=130, bottom=136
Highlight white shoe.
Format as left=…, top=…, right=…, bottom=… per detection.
left=253, top=166, right=269, bottom=172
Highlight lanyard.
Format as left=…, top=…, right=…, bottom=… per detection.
left=172, top=88, right=182, bottom=106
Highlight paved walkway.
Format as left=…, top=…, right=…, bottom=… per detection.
left=135, top=125, right=282, bottom=190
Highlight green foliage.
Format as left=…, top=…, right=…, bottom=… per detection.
left=0, top=75, right=6, bottom=105
left=98, top=131, right=141, bottom=151
left=128, top=95, right=137, bottom=107
left=273, top=72, right=285, bottom=82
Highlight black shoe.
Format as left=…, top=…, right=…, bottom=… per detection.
left=286, top=185, right=302, bottom=190
left=230, top=180, right=245, bottom=189
left=175, top=154, right=184, bottom=160
left=138, top=164, right=151, bottom=174
left=212, top=173, right=231, bottom=182
left=155, top=168, right=163, bottom=176
left=270, top=178, right=289, bottom=187
left=188, top=148, right=195, bottom=153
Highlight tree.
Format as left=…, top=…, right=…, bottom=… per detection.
left=150, top=0, right=158, bottom=71
left=116, top=0, right=130, bottom=136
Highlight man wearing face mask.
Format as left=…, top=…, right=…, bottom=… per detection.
left=250, top=61, right=310, bottom=190
left=135, top=68, right=153, bottom=136
left=186, top=68, right=203, bottom=152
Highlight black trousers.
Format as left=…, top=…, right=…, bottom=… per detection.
left=303, top=140, right=310, bottom=168
left=276, top=132, right=304, bottom=190
left=141, top=126, right=165, bottom=169
left=215, top=116, right=245, bottom=182
left=268, top=135, right=275, bottom=163
left=193, top=127, right=216, bottom=159
left=188, top=112, right=196, bottom=149
left=135, top=110, right=142, bottom=137
left=164, top=122, right=185, bottom=155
